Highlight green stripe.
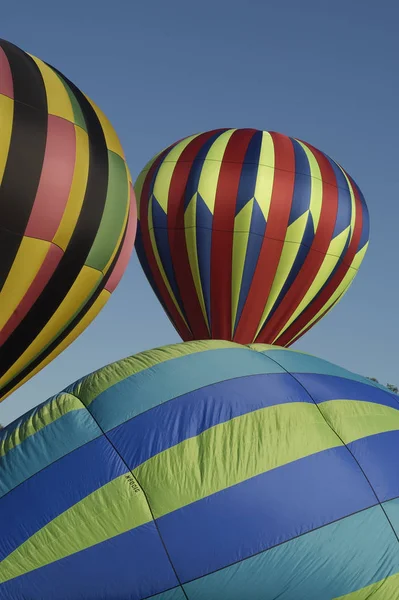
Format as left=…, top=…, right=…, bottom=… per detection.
left=320, top=400, right=399, bottom=443
left=0, top=473, right=152, bottom=583
left=0, top=393, right=83, bottom=458
left=55, top=72, right=87, bottom=132
left=134, top=402, right=340, bottom=519
left=72, top=340, right=240, bottom=407
left=335, top=572, right=399, bottom=599
left=85, top=151, right=129, bottom=271
left=134, top=400, right=399, bottom=519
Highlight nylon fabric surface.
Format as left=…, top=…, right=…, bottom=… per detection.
left=1, top=341, right=398, bottom=599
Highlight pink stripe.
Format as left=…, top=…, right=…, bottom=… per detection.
left=0, top=244, right=63, bottom=344
left=25, top=115, right=76, bottom=241
left=105, top=184, right=137, bottom=292
left=0, top=47, right=13, bottom=98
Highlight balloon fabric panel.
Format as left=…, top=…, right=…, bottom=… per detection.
left=135, top=129, right=369, bottom=346
left=0, top=39, right=136, bottom=402
left=1, top=341, right=399, bottom=599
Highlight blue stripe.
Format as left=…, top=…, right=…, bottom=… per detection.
left=196, top=193, right=213, bottom=325
left=0, top=522, right=179, bottom=600
left=88, top=348, right=286, bottom=432
left=149, top=588, right=186, bottom=600
left=108, top=372, right=312, bottom=470
left=0, top=436, right=127, bottom=562
left=327, top=158, right=352, bottom=238
left=151, top=196, right=184, bottom=313
left=295, top=373, right=399, bottom=409
left=234, top=205, right=266, bottom=332
left=348, top=430, right=399, bottom=502
left=0, top=407, right=100, bottom=498
left=235, top=131, right=261, bottom=215
left=184, top=506, right=399, bottom=599
left=183, top=132, right=223, bottom=211
left=351, top=178, right=370, bottom=251
left=157, top=446, right=376, bottom=583
left=288, top=139, right=312, bottom=226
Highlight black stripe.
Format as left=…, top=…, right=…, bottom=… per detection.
left=0, top=212, right=129, bottom=399
left=0, top=67, right=109, bottom=381
left=0, top=39, right=47, bottom=291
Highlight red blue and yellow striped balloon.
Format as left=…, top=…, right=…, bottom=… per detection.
left=135, top=129, right=369, bottom=345
left=1, top=341, right=399, bottom=599
left=0, top=39, right=136, bottom=402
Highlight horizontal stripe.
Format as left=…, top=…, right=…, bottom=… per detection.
left=69, top=340, right=239, bottom=407
left=134, top=402, right=340, bottom=519
left=0, top=436, right=127, bottom=561
left=0, top=522, right=178, bottom=600
left=84, top=346, right=286, bottom=432
left=259, top=347, right=380, bottom=387
left=335, top=572, right=399, bottom=599
left=0, top=473, right=152, bottom=582
left=157, top=445, right=376, bottom=582
left=109, top=372, right=312, bottom=469
left=184, top=506, right=399, bottom=599
left=348, top=431, right=399, bottom=502
left=295, top=373, right=399, bottom=409
left=0, top=401, right=100, bottom=498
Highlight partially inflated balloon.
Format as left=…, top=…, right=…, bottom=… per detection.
left=1, top=341, right=398, bottom=599
left=0, top=39, right=136, bottom=401
left=135, top=129, right=369, bottom=345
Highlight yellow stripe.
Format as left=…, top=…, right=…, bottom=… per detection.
left=28, top=55, right=75, bottom=123
left=84, top=94, right=125, bottom=158
left=254, top=212, right=309, bottom=338
left=152, top=134, right=199, bottom=214
left=148, top=195, right=188, bottom=326
left=275, top=226, right=351, bottom=341
left=0, top=238, right=52, bottom=330
left=52, top=126, right=90, bottom=250
left=198, top=129, right=235, bottom=214
left=0, top=290, right=111, bottom=402
left=134, top=402, right=340, bottom=518
left=0, top=94, right=13, bottom=186
left=0, top=393, right=83, bottom=458
left=334, top=572, right=399, bottom=599
left=185, top=193, right=209, bottom=330
left=134, top=400, right=399, bottom=520
left=296, top=141, right=323, bottom=232
left=339, top=164, right=357, bottom=245
left=254, top=132, right=275, bottom=221
left=0, top=474, right=152, bottom=583
left=0, top=266, right=103, bottom=392
left=231, top=201, right=254, bottom=333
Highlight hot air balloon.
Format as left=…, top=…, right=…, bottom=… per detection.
left=0, top=39, right=136, bottom=402
left=1, top=341, right=398, bottom=599
left=135, top=129, right=369, bottom=346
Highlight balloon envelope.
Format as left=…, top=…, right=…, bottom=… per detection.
left=0, top=39, right=136, bottom=401
left=1, top=341, right=398, bottom=599
left=135, top=129, right=369, bottom=345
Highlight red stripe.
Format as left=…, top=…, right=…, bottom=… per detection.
left=139, top=148, right=190, bottom=340
left=105, top=183, right=137, bottom=293
left=25, top=116, right=76, bottom=241
left=210, top=129, right=256, bottom=339
left=258, top=141, right=339, bottom=344
left=275, top=178, right=363, bottom=347
left=0, top=47, right=13, bottom=98
left=168, top=130, right=225, bottom=341
left=234, top=132, right=295, bottom=344
left=0, top=244, right=63, bottom=344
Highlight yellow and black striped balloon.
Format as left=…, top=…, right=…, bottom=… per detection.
left=0, top=39, right=137, bottom=402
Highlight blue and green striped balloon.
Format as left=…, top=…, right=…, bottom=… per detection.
left=1, top=341, right=399, bottom=599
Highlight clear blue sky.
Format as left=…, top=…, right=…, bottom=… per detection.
left=0, top=0, right=398, bottom=426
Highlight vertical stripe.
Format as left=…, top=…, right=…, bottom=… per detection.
left=24, top=116, right=76, bottom=241
left=0, top=46, right=13, bottom=98
left=0, top=40, right=48, bottom=291
left=234, top=132, right=295, bottom=343
left=210, top=129, right=256, bottom=339
left=105, top=185, right=136, bottom=292
left=261, top=140, right=339, bottom=343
